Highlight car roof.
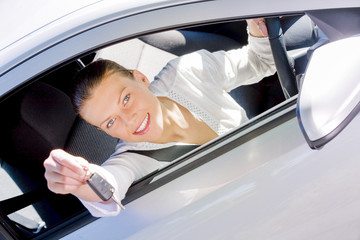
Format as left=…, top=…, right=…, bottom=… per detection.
left=0, top=0, right=198, bottom=76
left=1, top=0, right=359, bottom=80
left=0, top=0, right=100, bottom=52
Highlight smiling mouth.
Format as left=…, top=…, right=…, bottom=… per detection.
left=134, top=113, right=150, bottom=135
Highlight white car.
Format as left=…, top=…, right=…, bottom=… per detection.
left=0, top=0, right=359, bottom=239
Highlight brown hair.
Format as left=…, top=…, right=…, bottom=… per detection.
left=71, top=59, right=133, bottom=113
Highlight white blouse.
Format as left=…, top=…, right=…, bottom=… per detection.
left=81, top=35, right=276, bottom=217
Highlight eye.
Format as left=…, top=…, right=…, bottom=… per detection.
left=107, top=118, right=115, bottom=128
left=123, top=94, right=130, bottom=105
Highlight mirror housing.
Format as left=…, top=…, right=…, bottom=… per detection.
left=297, top=35, right=360, bottom=149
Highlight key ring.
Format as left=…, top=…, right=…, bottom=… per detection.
left=82, top=166, right=92, bottom=182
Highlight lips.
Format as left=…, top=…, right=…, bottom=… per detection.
left=133, top=113, right=150, bottom=135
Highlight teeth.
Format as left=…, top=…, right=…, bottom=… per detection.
left=135, top=114, right=149, bottom=133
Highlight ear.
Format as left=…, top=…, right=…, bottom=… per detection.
left=132, top=70, right=150, bottom=87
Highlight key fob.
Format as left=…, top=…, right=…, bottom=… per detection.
left=86, top=172, right=114, bottom=201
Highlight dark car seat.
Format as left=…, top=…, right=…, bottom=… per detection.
left=0, top=79, right=118, bottom=236
left=139, top=15, right=320, bottom=118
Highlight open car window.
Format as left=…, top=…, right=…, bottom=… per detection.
left=0, top=14, right=322, bottom=238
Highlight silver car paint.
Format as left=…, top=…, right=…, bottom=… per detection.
left=63, top=104, right=360, bottom=239
left=1, top=0, right=360, bottom=239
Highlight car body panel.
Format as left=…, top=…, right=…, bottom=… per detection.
left=0, top=0, right=200, bottom=73
left=1, top=0, right=360, bottom=239
left=63, top=104, right=360, bottom=240
left=0, top=0, right=100, bottom=50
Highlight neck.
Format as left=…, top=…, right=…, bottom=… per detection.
left=151, top=97, right=190, bottom=144
left=151, top=97, right=218, bottom=145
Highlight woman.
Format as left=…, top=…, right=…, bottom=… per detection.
left=44, top=19, right=275, bottom=217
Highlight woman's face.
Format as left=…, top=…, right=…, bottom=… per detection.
left=80, top=70, right=164, bottom=142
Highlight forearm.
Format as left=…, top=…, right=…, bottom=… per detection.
left=248, top=34, right=275, bottom=65
left=247, top=18, right=275, bottom=72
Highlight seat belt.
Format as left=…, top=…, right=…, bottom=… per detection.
left=8, top=212, right=46, bottom=234
left=128, top=144, right=199, bottom=162
left=0, top=188, right=49, bottom=235
left=125, top=144, right=200, bottom=200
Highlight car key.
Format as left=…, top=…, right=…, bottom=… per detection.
left=85, top=168, right=125, bottom=210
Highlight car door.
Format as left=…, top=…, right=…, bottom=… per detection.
left=1, top=1, right=360, bottom=239
left=61, top=7, right=360, bottom=240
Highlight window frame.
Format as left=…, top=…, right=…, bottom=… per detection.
left=0, top=5, right=309, bottom=239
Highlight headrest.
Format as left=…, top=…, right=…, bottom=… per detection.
left=2, top=82, right=77, bottom=176
left=20, top=82, right=76, bottom=149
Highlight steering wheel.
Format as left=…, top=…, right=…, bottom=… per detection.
left=266, top=17, right=298, bottom=99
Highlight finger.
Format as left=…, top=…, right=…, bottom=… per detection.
left=45, top=170, right=84, bottom=186
left=252, top=18, right=267, bottom=36
left=44, top=156, right=83, bottom=183
left=44, top=150, right=89, bottom=183
left=246, top=18, right=268, bottom=37
left=47, top=181, right=83, bottom=195
left=50, top=149, right=88, bottom=176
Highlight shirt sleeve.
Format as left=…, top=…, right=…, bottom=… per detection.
left=80, top=152, right=166, bottom=217
left=209, top=35, right=276, bottom=91
left=161, top=35, right=276, bottom=93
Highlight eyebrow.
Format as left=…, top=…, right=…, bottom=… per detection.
left=98, top=87, right=125, bottom=128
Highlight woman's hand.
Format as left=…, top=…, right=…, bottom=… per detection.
left=246, top=18, right=268, bottom=37
left=44, top=149, right=89, bottom=195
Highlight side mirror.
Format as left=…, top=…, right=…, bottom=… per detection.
left=297, top=35, right=360, bottom=149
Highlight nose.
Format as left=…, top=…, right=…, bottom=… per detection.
left=120, top=109, right=137, bottom=127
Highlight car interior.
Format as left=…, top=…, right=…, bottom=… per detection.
left=0, top=14, right=323, bottom=238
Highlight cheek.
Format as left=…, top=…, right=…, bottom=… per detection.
left=105, top=121, right=126, bottom=138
